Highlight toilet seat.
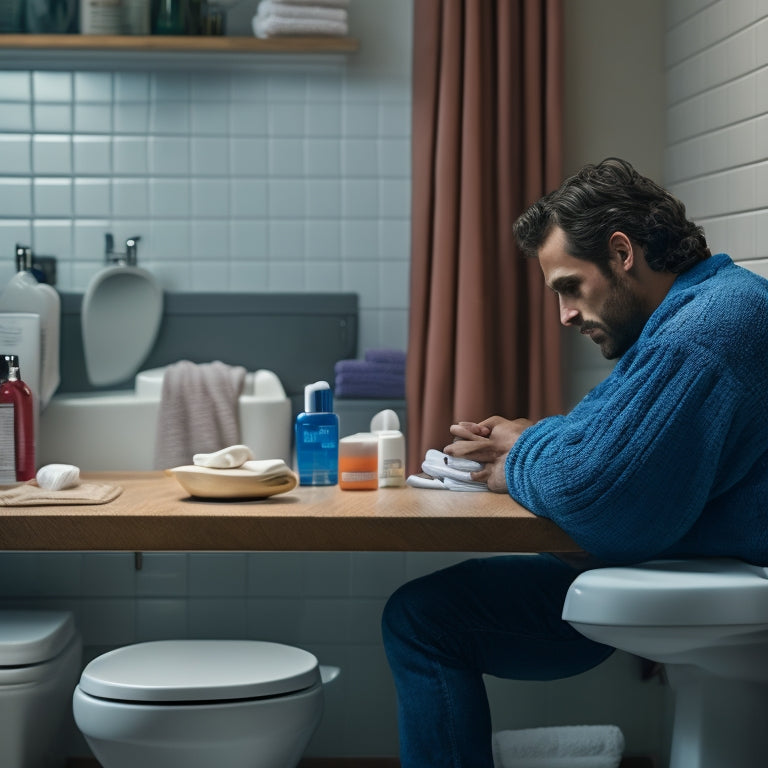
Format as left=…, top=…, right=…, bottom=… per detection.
left=81, top=265, right=163, bottom=387
left=78, top=640, right=321, bottom=703
left=0, top=609, right=76, bottom=666
left=562, top=558, right=768, bottom=626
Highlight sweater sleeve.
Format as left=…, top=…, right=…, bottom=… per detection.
left=505, top=338, right=748, bottom=562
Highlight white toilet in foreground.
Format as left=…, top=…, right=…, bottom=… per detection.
left=563, top=558, right=768, bottom=768
left=0, top=610, right=82, bottom=768
left=73, top=640, right=337, bottom=768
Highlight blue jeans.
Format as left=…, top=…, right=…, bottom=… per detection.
left=381, top=554, right=614, bottom=767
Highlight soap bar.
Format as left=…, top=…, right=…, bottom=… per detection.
left=36, top=463, right=80, bottom=491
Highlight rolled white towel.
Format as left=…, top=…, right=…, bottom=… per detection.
left=257, top=0, right=347, bottom=22
left=492, top=725, right=625, bottom=768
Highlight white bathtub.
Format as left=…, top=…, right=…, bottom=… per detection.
left=38, top=367, right=292, bottom=471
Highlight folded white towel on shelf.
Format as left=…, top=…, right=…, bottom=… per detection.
left=492, top=725, right=625, bottom=768
left=406, top=448, right=488, bottom=492
left=274, top=0, right=349, bottom=6
left=257, top=0, right=347, bottom=22
left=253, top=13, right=348, bottom=37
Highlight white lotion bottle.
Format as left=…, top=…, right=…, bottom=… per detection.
left=0, top=267, right=60, bottom=408
left=370, top=409, right=406, bottom=487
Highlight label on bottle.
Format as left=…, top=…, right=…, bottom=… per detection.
left=0, top=404, right=16, bottom=485
left=80, top=0, right=123, bottom=34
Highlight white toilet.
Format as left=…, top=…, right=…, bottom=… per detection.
left=0, top=609, right=83, bottom=768
left=73, top=639, right=336, bottom=768
left=563, top=558, right=768, bottom=768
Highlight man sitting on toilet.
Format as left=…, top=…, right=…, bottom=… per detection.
left=382, top=157, right=768, bottom=768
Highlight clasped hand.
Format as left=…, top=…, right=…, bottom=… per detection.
left=443, top=415, right=533, bottom=493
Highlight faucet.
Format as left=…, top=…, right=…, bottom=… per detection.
left=15, top=243, right=32, bottom=272
left=105, top=234, right=141, bottom=266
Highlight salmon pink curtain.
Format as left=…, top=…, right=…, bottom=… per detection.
left=407, top=0, right=564, bottom=473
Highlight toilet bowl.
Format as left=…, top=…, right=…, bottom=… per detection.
left=0, top=609, right=83, bottom=768
left=73, top=640, right=333, bottom=768
left=563, top=558, right=768, bottom=768
left=81, top=264, right=163, bottom=387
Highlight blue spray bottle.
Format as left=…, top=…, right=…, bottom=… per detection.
left=295, top=380, right=339, bottom=486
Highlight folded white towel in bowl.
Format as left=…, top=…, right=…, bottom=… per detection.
left=492, top=725, right=625, bottom=768
left=194, top=444, right=254, bottom=469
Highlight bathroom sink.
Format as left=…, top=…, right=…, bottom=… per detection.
left=38, top=366, right=292, bottom=471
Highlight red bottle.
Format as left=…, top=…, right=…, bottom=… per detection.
left=0, top=355, right=35, bottom=481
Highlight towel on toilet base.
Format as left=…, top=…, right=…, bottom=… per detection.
left=492, top=725, right=625, bottom=768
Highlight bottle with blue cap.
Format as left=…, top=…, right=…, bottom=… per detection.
left=295, top=380, right=339, bottom=486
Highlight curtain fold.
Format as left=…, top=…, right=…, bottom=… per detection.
left=407, top=0, right=564, bottom=473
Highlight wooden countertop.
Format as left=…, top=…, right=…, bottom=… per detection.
left=0, top=472, right=580, bottom=553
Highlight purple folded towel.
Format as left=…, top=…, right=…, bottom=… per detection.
left=334, top=359, right=405, bottom=376
left=364, top=348, right=406, bottom=366
left=335, top=372, right=405, bottom=399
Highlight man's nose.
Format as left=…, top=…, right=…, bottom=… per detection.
left=559, top=298, right=580, bottom=326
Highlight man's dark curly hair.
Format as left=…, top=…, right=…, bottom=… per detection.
left=513, top=158, right=711, bottom=275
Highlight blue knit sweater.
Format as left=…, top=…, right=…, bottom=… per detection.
left=506, top=253, right=768, bottom=564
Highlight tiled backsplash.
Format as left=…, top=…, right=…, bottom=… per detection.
left=0, top=61, right=411, bottom=353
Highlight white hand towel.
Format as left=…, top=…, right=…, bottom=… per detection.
left=257, top=0, right=347, bottom=22
left=253, top=13, right=348, bottom=37
left=492, top=725, right=625, bottom=768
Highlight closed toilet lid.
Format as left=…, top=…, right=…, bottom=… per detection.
left=0, top=610, right=76, bottom=665
left=563, top=558, right=768, bottom=626
left=78, top=640, right=320, bottom=703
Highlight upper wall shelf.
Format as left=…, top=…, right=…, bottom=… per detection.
left=0, top=34, right=359, bottom=69
left=0, top=33, right=358, bottom=53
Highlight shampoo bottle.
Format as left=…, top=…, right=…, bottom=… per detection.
left=295, top=381, right=339, bottom=486
left=0, top=355, right=35, bottom=481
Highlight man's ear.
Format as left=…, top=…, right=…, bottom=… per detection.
left=608, top=231, right=634, bottom=272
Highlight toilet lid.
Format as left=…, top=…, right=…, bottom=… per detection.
left=81, top=265, right=163, bottom=387
left=78, top=640, right=320, bottom=703
left=563, top=558, right=768, bottom=626
left=0, top=610, right=76, bottom=666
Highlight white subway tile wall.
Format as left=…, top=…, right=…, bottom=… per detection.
left=0, top=62, right=411, bottom=352
left=664, top=1, right=768, bottom=276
